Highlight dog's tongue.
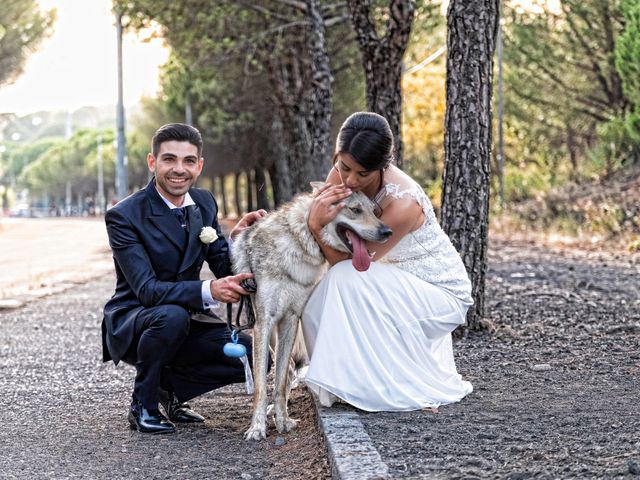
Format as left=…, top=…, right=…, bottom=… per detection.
left=346, top=230, right=371, bottom=272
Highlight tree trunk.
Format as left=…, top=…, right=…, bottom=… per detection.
left=268, top=117, right=294, bottom=206
left=566, top=123, right=579, bottom=183
left=246, top=169, right=254, bottom=212
left=234, top=172, right=242, bottom=216
left=217, top=175, right=228, bottom=218
left=347, top=0, right=415, bottom=168
left=441, top=0, right=499, bottom=331
left=254, top=166, right=270, bottom=211
left=263, top=0, right=333, bottom=199
left=306, top=0, right=334, bottom=182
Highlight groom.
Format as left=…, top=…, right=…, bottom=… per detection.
left=102, top=123, right=265, bottom=434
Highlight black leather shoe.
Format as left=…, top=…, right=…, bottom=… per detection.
left=128, top=400, right=176, bottom=434
left=161, top=391, right=205, bottom=423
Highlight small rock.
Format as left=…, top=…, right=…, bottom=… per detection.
left=274, top=436, right=286, bottom=446
left=241, top=474, right=253, bottom=480
left=532, top=363, right=551, bottom=371
left=629, top=459, right=640, bottom=475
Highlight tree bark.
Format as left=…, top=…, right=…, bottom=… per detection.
left=264, top=0, right=334, bottom=200
left=268, top=116, right=294, bottom=206
left=217, top=175, right=228, bottom=218
left=254, top=166, right=270, bottom=211
left=246, top=169, right=254, bottom=212
left=306, top=0, right=334, bottom=182
left=347, top=0, right=415, bottom=168
left=441, top=0, right=499, bottom=330
left=234, top=172, right=242, bottom=216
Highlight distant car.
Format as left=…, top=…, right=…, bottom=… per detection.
left=9, top=203, right=31, bottom=217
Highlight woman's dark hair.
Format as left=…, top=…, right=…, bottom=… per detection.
left=334, top=112, right=394, bottom=170
left=152, top=123, right=203, bottom=157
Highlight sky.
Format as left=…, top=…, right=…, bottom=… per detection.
left=0, top=0, right=169, bottom=116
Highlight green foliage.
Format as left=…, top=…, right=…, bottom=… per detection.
left=615, top=0, right=640, bottom=106
left=19, top=129, right=116, bottom=198
left=1, top=137, right=60, bottom=180
left=502, top=162, right=553, bottom=203
left=502, top=0, right=629, bottom=192
left=614, top=0, right=640, bottom=161
left=586, top=117, right=640, bottom=177
left=0, top=0, right=56, bottom=87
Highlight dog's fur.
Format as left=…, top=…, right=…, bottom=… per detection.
left=232, top=184, right=392, bottom=440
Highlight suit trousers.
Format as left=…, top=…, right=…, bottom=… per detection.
left=121, top=304, right=253, bottom=409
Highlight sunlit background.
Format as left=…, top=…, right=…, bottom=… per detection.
left=0, top=0, right=168, bottom=116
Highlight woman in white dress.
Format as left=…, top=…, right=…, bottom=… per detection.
left=302, top=112, right=473, bottom=411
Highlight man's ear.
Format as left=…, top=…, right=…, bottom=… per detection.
left=309, top=181, right=325, bottom=193
left=147, top=153, right=156, bottom=172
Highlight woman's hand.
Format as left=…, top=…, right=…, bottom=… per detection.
left=308, top=183, right=351, bottom=233
left=230, top=209, right=268, bottom=240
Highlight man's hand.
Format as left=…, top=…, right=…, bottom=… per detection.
left=230, top=209, right=268, bottom=240
left=210, top=272, right=254, bottom=303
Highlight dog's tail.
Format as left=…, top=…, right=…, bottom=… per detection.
left=291, top=323, right=309, bottom=369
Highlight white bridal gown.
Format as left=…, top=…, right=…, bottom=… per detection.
left=302, top=167, right=474, bottom=411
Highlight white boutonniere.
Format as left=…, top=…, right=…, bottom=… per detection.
left=199, top=226, right=218, bottom=244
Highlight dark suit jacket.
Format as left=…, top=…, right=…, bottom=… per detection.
left=102, top=179, right=232, bottom=364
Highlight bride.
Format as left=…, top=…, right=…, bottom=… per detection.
left=302, top=112, right=473, bottom=411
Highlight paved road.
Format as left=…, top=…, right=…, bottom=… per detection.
left=0, top=217, right=112, bottom=300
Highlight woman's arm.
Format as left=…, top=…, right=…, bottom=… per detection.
left=307, top=171, right=425, bottom=265
left=364, top=196, right=424, bottom=260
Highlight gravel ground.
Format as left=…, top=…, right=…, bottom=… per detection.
left=358, top=238, right=640, bottom=479
left=0, top=274, right=330, bottom=480
left=1, top=237, right=639, bottom=479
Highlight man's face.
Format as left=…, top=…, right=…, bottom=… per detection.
left=147, top=140, right=203, bottom=206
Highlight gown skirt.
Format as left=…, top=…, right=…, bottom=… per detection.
left=301, top=260, right=473, bottom=412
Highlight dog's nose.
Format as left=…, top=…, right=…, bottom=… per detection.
left=378, top=226, right=393, bottom=239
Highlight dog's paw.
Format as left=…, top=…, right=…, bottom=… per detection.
left=244, top=425, right=267, bottom=441
left=275, top=416, right=298, bottom=434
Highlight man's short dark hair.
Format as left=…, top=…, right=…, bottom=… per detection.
left=151, top=123, right=203, bottom=157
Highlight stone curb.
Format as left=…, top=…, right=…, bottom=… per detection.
left=311, top=394, right=390, bottom=480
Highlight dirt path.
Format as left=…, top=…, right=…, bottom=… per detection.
left=0, top=273, right=330, bottom=480
left=2, top=216, right=639, bottom=478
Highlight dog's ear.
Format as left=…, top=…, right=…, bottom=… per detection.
left=309, top=181, right=325, bottom=194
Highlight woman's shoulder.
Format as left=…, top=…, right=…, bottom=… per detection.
left=377, top=167, right=429, bottom=204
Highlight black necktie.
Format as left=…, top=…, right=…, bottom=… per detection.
left=173, top=207, right=188, bottom=231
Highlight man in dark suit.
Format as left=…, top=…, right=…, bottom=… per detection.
left=103, top=123, right=265, bottom=434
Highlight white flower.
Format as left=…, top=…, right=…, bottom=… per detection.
left=199, top=226, right=218, bottom=244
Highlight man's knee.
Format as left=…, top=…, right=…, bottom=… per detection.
left=146, top=305, right=190, bottom=338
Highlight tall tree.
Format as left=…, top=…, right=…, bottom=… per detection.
left=504, top=1, right=629, bottom=182
left=347, top=0, right=416, bottom=167
left=616, top=0, right=640, bottom=158
left=0, top=0, right=55, bottom=87
left=117, top=0, right=344, bottom=204
left=441, top=0, right=499, bottom=330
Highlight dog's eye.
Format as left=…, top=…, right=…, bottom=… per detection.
left=350, top=206, right=362, bottom=214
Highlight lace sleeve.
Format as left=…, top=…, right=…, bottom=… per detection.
left=375, top=180, right=436, bottom=224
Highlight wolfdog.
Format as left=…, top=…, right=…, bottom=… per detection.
left=232, top=182, right=392, bottom=441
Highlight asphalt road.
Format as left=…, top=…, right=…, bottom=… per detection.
left=0, top=217, right=112, bottom=300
